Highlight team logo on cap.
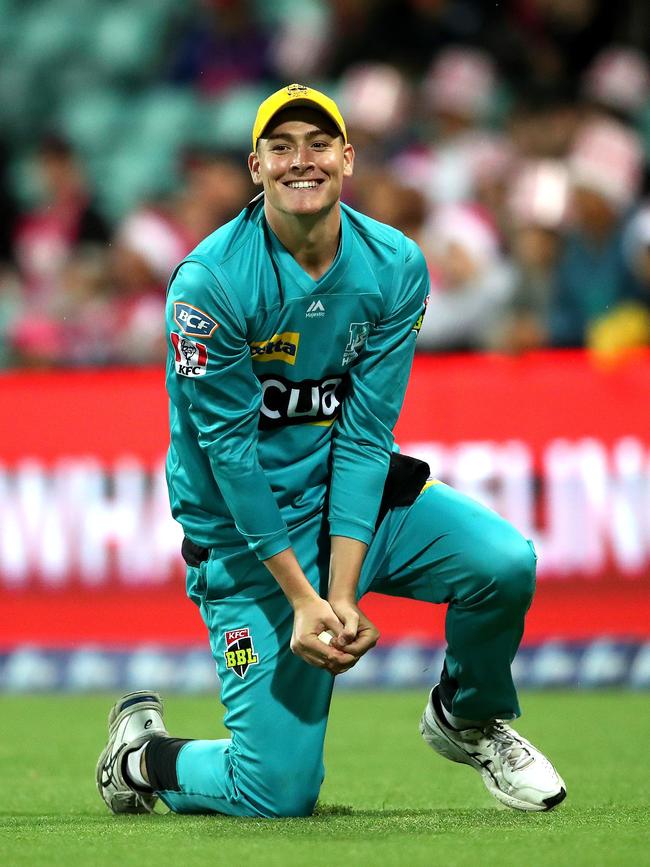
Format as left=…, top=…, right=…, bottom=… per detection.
left=286, top=84, right=309, bottom=96
left=224, top=628, right=259, bottom=679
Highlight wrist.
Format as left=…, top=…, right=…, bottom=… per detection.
left=262, top=547, right=320, bottom=610
left=328, top=590, right=357, bottom=607
left=287, top=586, right=321, bottom=610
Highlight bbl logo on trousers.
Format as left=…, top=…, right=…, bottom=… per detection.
left=224, top=628, right=259, bottom=678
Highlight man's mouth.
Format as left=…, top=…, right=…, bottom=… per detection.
left=283, top=180, right=322, bottom=189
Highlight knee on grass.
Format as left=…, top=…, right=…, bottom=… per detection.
left=245, top=776, right=320, bottom=818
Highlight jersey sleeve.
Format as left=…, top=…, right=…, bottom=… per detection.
left=166, top=260, right=290, bottom=560
left=328, top=239, right=430, bottom=543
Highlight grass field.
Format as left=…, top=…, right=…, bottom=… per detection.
left=1, top=690, right=648, bottom=867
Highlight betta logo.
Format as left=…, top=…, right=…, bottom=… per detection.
left=173, top=302, right=219, bottom=338
left=224, top=628, right=259, bottom=679
left=250, top=332, right=300, bottom=365
left=171, top=333, right=208, bottom=377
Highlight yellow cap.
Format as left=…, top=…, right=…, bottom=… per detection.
left=252, top=83, right=347, bottom=151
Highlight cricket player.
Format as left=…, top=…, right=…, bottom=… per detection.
left=97, top=84, right=566, bottom=817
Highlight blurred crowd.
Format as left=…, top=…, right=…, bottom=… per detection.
left=2, top=0, right=650, bottom=367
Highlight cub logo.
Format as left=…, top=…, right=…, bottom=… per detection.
left=342, top=321, right=371, bottom=365
left=258, top=373, right=349, bottom=430
left=224, top=627, right=259, bottom=679
left=250, top=332, right=300, bottom=365
left=174, top=302, right=219, bottom=338
left=171, top=332, right=208, bottom=377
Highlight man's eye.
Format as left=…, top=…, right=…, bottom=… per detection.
left=312, top=141, right=329, bottom=149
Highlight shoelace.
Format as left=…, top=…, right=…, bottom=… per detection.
left=482, top=722, right=534, bottom=770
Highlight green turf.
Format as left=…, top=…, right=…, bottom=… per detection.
left=0, top=690, right=648, bottom=866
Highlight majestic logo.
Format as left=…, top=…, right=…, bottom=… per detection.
left=342, top=321, right=371, bottom=365
left=413, top=295, right=430, bottom=334
left=258, top=373, right=348, bottom=430
left=224, top=627, right=259, bottom=679
left=287, top=84, right=309, bottom=96
left=171, top=333, right=208, bottom=377
left=250, top=332, right=300, bottom=365
left=173, top=302, right=219, bottom=338
left=306, top=299, right=325, bottom=319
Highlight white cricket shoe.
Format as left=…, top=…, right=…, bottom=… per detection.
left=96, top=690, right=168, bottom=814
left=420, top=686, right=566, bottom=812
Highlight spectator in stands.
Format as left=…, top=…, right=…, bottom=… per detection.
left=328, top=0, right=492, bottom=78
left=12, top=136, right=110, bottom=307
left=471, top=137, right=517, bottom=239
left=508, top=1, right=625, bottom=90
left=507, top=88, right=581, bottom=161
left=338, top=63, right=414, bottom=164
left=0, top=140, right=19, bottom=267
left=8, top=137, right=112, bottom=368
left=268, top=0, right=332, bottom=81
left=169, top=0, right=273, bottom=96
left=394, top=47, right=507, bottom=211
left=588, top=206, right=650, bottom=359
left=496, top=160, right=569, bottom=353
left=581, top=45, right=650, bottom=125
left=9, top=246, right=114, bottom=368
left=0, top=269, right=23, bottom=368
left=176, top=148, right=255, bottom=242
left=549, top=118, right=644, bottom=348
left=353, top=170, right=428, bottom=247
left=107, top=206, right=191, bottom=365
left=0, top=140, right=22, bottom=367
left=625, top=208, right=650, bottom=300
left=417, top=203, right=514, bottom=352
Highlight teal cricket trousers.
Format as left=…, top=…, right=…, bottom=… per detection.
left=157, top=483, right=536, bottom=816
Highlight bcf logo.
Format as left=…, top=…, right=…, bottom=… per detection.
left=173, top=302, right=219, bottom=338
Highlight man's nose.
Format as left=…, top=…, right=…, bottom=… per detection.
left=291, top=145, right=314, bottom=171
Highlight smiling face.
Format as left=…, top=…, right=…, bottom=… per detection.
left=248, top=107, right=354, bottom=223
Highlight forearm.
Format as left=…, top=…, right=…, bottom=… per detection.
left=328, top=535, right=368, bottom=602
left=328, top=445, right=390, bottom=543
left=263, top=546, right=320, bottom=608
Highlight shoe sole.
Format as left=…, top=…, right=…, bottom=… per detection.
left=96, top=691, right=165, bottom=814
left=419, top=711, right=567, bottom=813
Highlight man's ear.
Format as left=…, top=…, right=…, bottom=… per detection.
left=248, top=151, right=262, bottom=186
left=342, top=143, right=355, bottom=178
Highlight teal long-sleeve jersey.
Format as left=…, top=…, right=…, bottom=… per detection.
left=165, top=198, right=429, bottom=561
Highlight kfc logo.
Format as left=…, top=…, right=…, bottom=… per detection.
left=171, top=333, right=208, bottom=377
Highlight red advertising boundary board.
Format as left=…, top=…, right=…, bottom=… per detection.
left=1, top=582, right=648, bottom=650
left=2, top=351, right=650, bottom=647
left=3, top=349, right=650, bottom=463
